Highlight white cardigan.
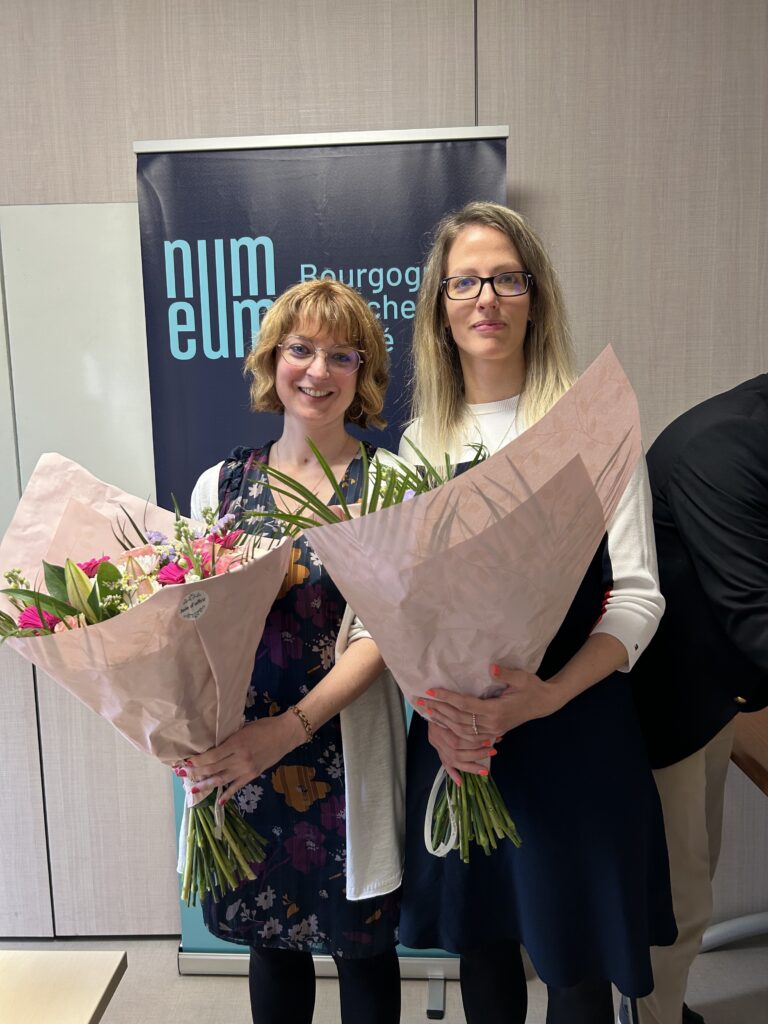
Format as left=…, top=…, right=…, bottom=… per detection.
left=191, top=460, right=406, bottom=901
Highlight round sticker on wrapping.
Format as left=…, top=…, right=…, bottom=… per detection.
left=178, top=590, right=209, bottom=621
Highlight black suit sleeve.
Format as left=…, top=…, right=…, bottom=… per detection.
left=666, top=414, right=768, bottom=676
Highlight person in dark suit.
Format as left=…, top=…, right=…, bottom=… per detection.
left=629, top=374, right=768, bottom=1024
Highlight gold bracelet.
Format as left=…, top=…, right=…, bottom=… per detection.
left=289, top=704, right=314, bottom=743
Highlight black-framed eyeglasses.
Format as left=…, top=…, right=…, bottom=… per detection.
left=278, top=335, right=364, bottom=375
left=440, top=272, right=534, bottom=300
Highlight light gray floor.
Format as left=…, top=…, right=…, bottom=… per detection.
left=1, top=935, right=766, bottom=1023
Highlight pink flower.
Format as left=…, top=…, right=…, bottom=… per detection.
left=53, top=615, right=84, bottom=633
left=77, top=555, right=110, bottom=578
left=212, top=529, right=244, bottom=549
left=188, top=540, right=243, bottom=578
left=156, top=562, right=188, bottom=586
left=18, top=607, right=61, bottom=634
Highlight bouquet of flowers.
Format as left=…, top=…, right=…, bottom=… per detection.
left=266, top=347, right=642, bottom=862
left=0, top=455, right=292, bottom=903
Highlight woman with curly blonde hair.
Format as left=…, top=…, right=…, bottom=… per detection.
left=188, top=279, right=403, bottom=1024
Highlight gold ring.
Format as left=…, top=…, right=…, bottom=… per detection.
left=472, top=713, right=479, bottom=736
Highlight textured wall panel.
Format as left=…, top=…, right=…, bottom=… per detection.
left=0, top=240, right=53, bottom=936
left=478, top=0, right=767, bottom=444
left=0, top=0, right=476, bottom=205
left=0, top=648, right=53, bottom=937
left=36, top=669, right=180, bottom=935
left=0, top=203, right=178, bottom=934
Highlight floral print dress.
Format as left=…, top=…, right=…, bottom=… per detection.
left=201, top=444, right=399, bottom=958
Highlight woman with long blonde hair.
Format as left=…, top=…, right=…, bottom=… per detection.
left=399, top=202, right=676, bottom=1024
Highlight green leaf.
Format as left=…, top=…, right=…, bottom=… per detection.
left=304, top=438, right=350, bottom=519
left=0, top=587, right=78, bottom=619
left=64, top=560, right=99, bottom=624
left=95, top=560, right=121, bottom=586
left=42, top=561, right=69, bottom=605
left=359, top=443, right=370, bottom=515
left=118, top=504, right=148, bottom=546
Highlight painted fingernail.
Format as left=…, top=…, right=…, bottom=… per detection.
left=489, top=749, right=497, bottom=756
left=184, top=759, right=194, bottom=767
left=482, top=739, right=491, bottom=747
left=174, top=767, right=187, bottom=777
left=416, top=698, right=426, bottom=707
left=490, top=664, right=501, bottom=678
left=425, top=688, right=436, bottom=697
left=190, top=786, right=200, bottom=794
left=496, top=736, right=502, bottom=742
left=426, top=708, right=434, bottom=716
left=479, top=768, right=489, bottom=776
left=218, top=797, right=227, bottom=806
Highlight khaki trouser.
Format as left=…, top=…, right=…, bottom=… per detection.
left=634, top=720, right=736, bottom=1024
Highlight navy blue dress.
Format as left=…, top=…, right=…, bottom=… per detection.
left=400, top=538, right=677, bottom=997
left=201, top=444, right=399, bottom=958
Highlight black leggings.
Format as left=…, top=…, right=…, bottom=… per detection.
left=248, top=945, right=401, bottom=1024
left=460, top=941, right=615, bottom=1024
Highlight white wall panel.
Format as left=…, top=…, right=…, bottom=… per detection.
left=0, top=203, right=179, bottom=934
left=0, top=204, right=155, bottom=498
left=0, top=239, right=53, bottom=936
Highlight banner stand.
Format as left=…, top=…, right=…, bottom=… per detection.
left=139, top=126, right=509, bottom=1019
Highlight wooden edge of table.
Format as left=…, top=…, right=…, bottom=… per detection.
left=731, top=706, right=768, bottom=797
left=89, top=950, right=127, bottom=1024
left=0, top=948, right=127, bottom=1024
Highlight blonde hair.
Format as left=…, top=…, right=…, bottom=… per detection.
left=245, top=279, right=389, bottom=429
left=411, top=201, right=575, bottom=459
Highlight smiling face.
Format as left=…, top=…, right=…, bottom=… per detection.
left=274, top=318, right=359, bottom=429
left=442, top=224, right=531, bottom=376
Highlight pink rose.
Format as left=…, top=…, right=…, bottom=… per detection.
left=18, top=607, right=61, bottom=634
left=77, top=555, right=110, bottom=578
left=156, top=562, right=188, bottom=586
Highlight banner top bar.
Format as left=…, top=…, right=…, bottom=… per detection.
left=134, top=125, right=509, bottom=154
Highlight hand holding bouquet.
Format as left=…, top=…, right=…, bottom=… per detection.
left=0, top=454, right=292, bottom=904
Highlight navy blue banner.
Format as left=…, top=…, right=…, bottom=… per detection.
left=137, top=137, right=506, bottom=511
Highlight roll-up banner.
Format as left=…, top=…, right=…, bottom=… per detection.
left=135, top=127, right=507, bottom=983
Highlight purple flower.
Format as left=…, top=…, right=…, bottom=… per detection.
left=215, top=513, right=237, bottom=531
left=146, top=530, right=168, bottom=545
left=403, top=489, right=416, bottom=501
left=320, top=795, right=346, bottom=837
left=284, top=822, right=327, bottom=874
left=294, top=583, right=329, bottom=626
left=260, top=614, right=303, bottom=667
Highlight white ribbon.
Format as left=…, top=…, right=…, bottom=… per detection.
left=423, top=766, right=457, bottom=857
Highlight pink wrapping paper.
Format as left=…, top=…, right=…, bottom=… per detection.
left=306, top=346, right=642, bottom=706
left=0, top=454, right=291, bottom=763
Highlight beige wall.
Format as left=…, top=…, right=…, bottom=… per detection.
left=1, top=0, right=766, bottom=935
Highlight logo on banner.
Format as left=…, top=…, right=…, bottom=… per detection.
left=163, top=235, right=420, bottom=359
left=165, top=236, right=277, bottom=361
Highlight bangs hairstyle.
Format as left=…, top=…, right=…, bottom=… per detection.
left=411, top=200, right=576, bottom=461
left=245, top=279, right=389, bottom=429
